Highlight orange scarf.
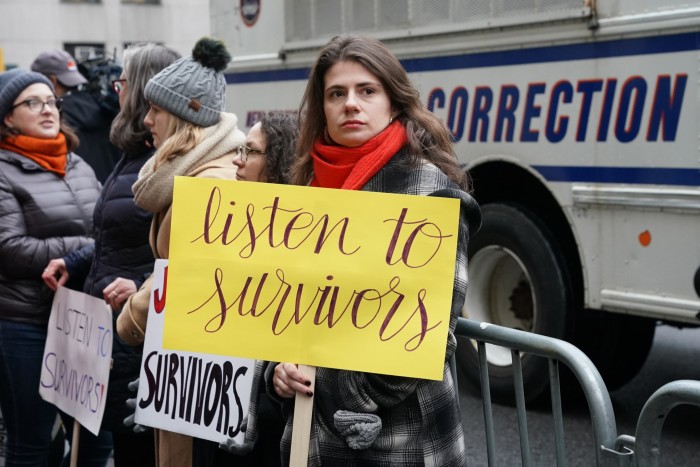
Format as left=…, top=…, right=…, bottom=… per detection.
left=0, top=133, right=68, bottom=177
left=310, top=121, right=408, bottom=190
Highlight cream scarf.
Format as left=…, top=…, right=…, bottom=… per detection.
left=133, top=112, right=244, bottom=213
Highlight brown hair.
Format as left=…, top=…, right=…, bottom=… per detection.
left=292, top=34, right=469, bottom=190
left=259, top=112, right=299, bottom=184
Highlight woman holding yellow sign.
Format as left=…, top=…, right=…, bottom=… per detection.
left=268, top=34, right=481, bottom=466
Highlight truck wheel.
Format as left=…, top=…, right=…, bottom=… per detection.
left=574, top=310, right=656, bottom=390
left=457, top=203, right=571, bottom=403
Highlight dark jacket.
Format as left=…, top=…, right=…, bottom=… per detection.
left=0, top=149, right=100, bottom=326
left=64, top=148, right=155, bottom=432
left=61, top=91, right=122, bottom=184
left=65, top=149, right=155, bottom=295
left=259, top=152, right=481, bottom=467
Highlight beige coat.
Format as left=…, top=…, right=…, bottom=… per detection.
left=117, top=154, right=237, bottom=344
left=116, top=109, right=244, bottom=467
left=116, top=154, right=238, bottom=467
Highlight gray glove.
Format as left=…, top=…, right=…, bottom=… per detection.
left=218, top=417, right=255, bottom=455
left=123, top=378, right=150, bottom=434
left=333, top=410, right=382, bottom=449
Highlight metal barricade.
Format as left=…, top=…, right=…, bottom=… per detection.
left=615, top=380, right=700, bottom=467
left=455, top=317, right=624, bottom=466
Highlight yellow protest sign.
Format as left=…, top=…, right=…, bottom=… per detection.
left=165, top=177, right=460, bottom=380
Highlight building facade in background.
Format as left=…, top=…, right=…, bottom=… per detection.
left=0, top=0, right=210, bottom=69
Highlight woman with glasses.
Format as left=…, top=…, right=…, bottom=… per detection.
left=0, top=69, right=101, bottom=466
left=42, top=43, right=180, bottom=467
left=233, top=113, right=298, bottom=184
left=30, top=49, right=122, bottom=184
left=192, top=112, right=298, bottom=467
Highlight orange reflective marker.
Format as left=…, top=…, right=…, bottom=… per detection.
left=639, top=230, right=652, bottom=247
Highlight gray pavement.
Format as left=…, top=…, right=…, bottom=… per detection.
left=459, top=324, right=700, bottom=466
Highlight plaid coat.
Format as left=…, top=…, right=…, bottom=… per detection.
left=243, top=152, right=481, bottom=466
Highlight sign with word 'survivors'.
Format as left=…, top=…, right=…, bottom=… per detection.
left=39, top=287, right=112, bottom=435
left=135, top=259, right=254, bottom=443
left=166, top=177, right=460, bottom=380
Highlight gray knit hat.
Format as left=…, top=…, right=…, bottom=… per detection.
left=144, top=37, right=231, bottom=127
left=0, top=69, right=55, bottom=119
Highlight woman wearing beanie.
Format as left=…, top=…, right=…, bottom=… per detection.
left=116, top=37, right=245, bottom=467
left=0, top=69, right=101, bottom=465
left=42, top=43, right=181, bottom=467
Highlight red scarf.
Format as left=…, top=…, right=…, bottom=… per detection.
left=0, top=133, right=68, bottom=177
left=310, top=121, right=408, bottom=190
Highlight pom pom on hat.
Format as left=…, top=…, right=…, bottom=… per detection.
left=0, top=69, right=55, bottom=119
left=192, top=38, right=231, bottom=72
left=144, top=37, right=231, bottom=127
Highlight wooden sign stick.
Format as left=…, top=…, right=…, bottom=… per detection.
left=70, top=420, right=81, bottom=467
left=290, top=365, right=317, bottom=467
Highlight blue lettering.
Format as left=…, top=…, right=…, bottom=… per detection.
left=521, top=83, right=546, bottom=142
left=469, top=86, right=492, bottom=142
left=546, top=80, right=573, bottom=143
left=447, top=87, right=468, bottom=141
left=647, top=74, right=687, bottom=141
left=615, top=77, right=646, bottom=143
left=426, top=87, right=445, bottom=113
left=597, top=79, right=617, bottom=142
left=424, top=73, right=686, bottom=145
left=494, top=85, right=519, bottom=142
left=576, top=80, right=603, bottom=141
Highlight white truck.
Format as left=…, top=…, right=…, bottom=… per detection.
left=213, top=0, right=700, bottom=400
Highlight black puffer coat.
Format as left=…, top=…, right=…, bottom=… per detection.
left=0, top=149, right=100, bottom=326
left=65, top=149, right=155, bottom=295
left=64, top=148, right=155, bottom=432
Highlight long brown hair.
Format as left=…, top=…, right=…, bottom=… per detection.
left=292, top=34, right=470, bottom=191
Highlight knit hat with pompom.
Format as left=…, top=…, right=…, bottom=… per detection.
left=144, top=37, right=231, bottom=127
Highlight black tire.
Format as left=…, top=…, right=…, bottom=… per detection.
left=457, top=203, right=572, bottom=403
left=574, top=310, right=656, bottom=390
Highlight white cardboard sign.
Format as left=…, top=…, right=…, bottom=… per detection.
left=39, top=286, right=112, bottom=435
left=134, top=259, right=254, bottom=444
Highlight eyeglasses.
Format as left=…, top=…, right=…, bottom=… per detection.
left=11, top=97, right=62, bottom=113
left=236, top=144, right=265, bottom=162
left=111, top=79, right=127, bottom=94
